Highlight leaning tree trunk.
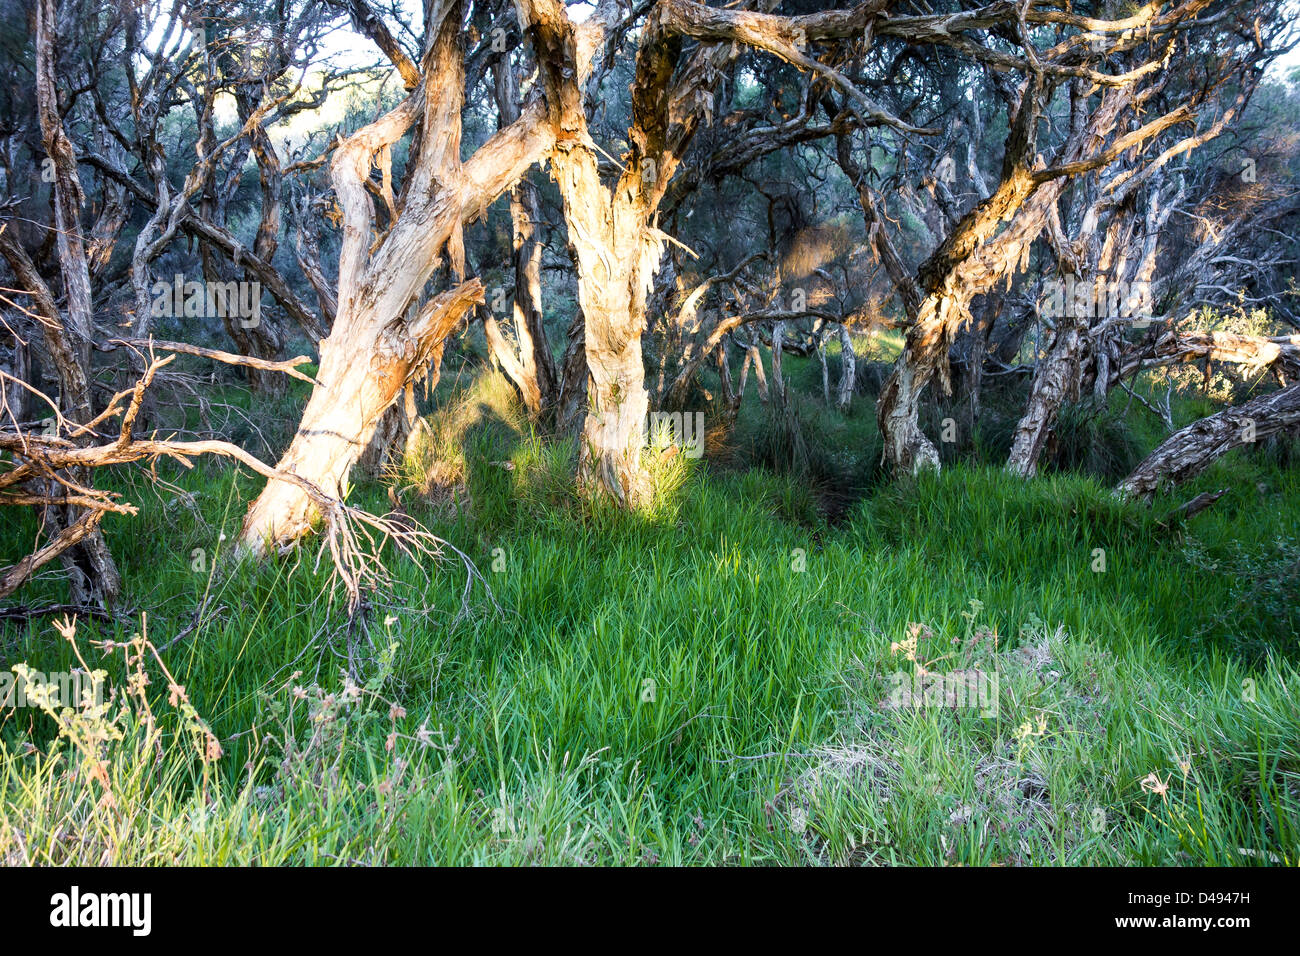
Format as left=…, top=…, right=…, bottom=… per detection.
left=242, top=283, right=482, bottom=547
left=1118, top=384, right=1300, bottom=501
left=875, top=149, right=1044, bottom=474
left=1008, top=165, right=1171, bottom=476
left=240, top=0, right=555, bottom=550
left=740, top=342, right=769, bottom=404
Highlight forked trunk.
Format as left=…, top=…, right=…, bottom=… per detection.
left=487, top=57, right=556, bottom=418
left=519, top=0, right=666, bottom=504
left=240, top=0, right=553, bottom=549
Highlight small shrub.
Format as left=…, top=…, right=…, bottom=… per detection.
left=1048, top=399, right=1145, bottom=481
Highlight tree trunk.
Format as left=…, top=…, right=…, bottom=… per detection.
left=746, top=342, right=769, bottom=403
left=817, top=325, right=831, bottom=405
left=1118, top=384, right=1300, bottom=501
left=490, top=56, right=556, bottom=418
left=771, top=320, right=786, bottom=404
left=717, top=338, right=735, bottom=407
left=2, top=327, right=30, bottom=424
left=21, top=0, right=120, bottom=605
left=520, top=0, right=756, bottom=501
left=519, top=0, right=667, bottom=504
left=290, top=192, right=339, bottom=325
left=240, top=0, right=554, bottom=550
left=1006, top=306, right=1089, bottom=477
left=555, top=309, right=589, bottom=432
left=226, top=92, right=289, bottom=393
left=875, top=156, right=1044, bottom=473
left=836, top=323, right=855, bottom=411
left=876, top=76, right=1142, bottom=474
left=242, top=282, right=483, bottom=547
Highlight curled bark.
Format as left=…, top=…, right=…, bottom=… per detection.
left=241, top=0, right=557, bottom=549
left=486, top=53, right=556, bottom=418
left=1118, top=384, right=1300, bottom=502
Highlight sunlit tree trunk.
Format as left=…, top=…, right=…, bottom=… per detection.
left=520, top=0, right=764, bottom=500
left=240, top=1, right=555, bottom=549
left=518, top=0, right=648, bottom=501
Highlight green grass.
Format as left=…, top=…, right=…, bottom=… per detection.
left=1, top=368, right=1297, bottom=865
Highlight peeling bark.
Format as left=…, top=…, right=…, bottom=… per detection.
left=518, top=0, right=689, bottom=503
left=836, top=323, right=855, bottom=411
left=242, top=281, right=484, bottom=549
left=1006, top=304, right=1089, bottom=478
left=1118, top=384, right=1300, bottom=501
left=241, top=0, right=557, bottom=550
left=487, top=53, right=556, bottom=418
left=8, top=0, right=122, bottom=605
left=744, top=342, right=769, bottom=404
left=878, top=75, right=1159, bottom=473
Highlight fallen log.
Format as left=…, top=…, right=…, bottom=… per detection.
left=1117, top=384, right=1300, bottom=501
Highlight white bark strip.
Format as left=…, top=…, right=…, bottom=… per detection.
left=836, top=323, right=855, bottom=411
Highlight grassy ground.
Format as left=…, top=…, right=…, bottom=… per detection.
left=1, top=362, right=1297, bottom=865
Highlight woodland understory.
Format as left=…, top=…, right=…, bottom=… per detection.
left=0, top=0, right=1298, bottom=865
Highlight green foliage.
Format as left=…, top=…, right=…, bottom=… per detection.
left=3, top=367, right=1297, bottom=863
left=1047, top=399, right=1145, bottom=482
left=726, top=359, right=884, bottom=522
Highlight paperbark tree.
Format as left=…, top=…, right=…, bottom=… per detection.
left=1005, top=14, right=1285, bottom=478
left=873, top=0, right=1250, bottom=474
left=482, top=51, right=557, bottom=418
left=516, top=0, right=686, bottom=503
left=517, top=0, right=923, bottom=500
left=836, top=323, right=855, bottom=411
left=1118, top=384, right=1300, bottom=501
left=4, top=0, right=122, bottom=605
left=240, top=0, right=561, bottom=550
